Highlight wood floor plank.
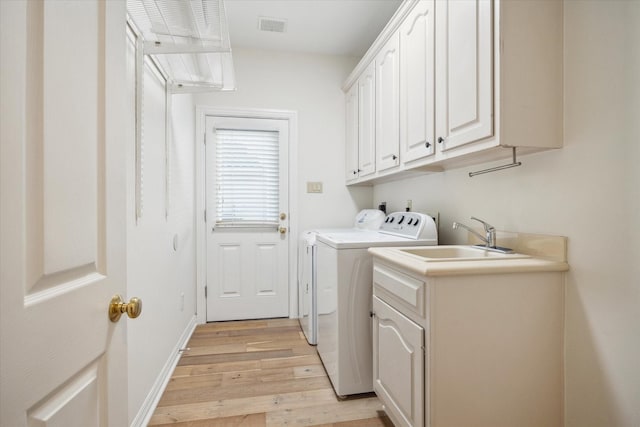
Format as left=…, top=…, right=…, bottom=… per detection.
left=166, top=364, right=325, bottom=392
left=177, top=349, right=295, bottom=366
left=150, top=320, right=390, bottom=426
left=172, top=354, right=321, bottom=379
left=265, top=396, right=384, bottom=426
left=259, top=354, right=321, bottom=370
left=191, top=324, right=302, bottom=337
left=152, top=413, right=266, bottom=427
left=293, top=364, right=326, bottom=379
left=187, top=329, right=303, bottom=346
left=183, top=336, right=309, bottom=357
left=245, top=338, right=316, bottom=352
left=157, top=375, right=331, bottom=407
left=180, top=342, right=248, bottom=356
left=311, top=416, right=394, bottom=427
left=195, top=320, right=271, bottom=332
left=149, top=389, right=339, bottom=425
left=172, top=360, right=262, bottom=378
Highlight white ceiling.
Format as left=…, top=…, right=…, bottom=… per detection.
left=225, top=0, right=403, bottom=57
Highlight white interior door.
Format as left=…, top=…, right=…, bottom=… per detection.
left=205, top=116, right=289, bottom=321
left=0, top=1, right=128, bottom=426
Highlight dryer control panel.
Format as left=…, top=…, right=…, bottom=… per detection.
left=380, top=212, right=438, bottom=242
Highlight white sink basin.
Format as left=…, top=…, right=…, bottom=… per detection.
left=400, top=245, right=530, bottom=262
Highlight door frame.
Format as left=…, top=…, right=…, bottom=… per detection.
left=195, top=106, right=298, bottom=324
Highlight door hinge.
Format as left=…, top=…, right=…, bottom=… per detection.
left=204, top=209, right=207, bottom=222
left=204, top=286, right=207, bottom=298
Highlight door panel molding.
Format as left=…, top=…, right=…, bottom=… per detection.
left=219, top=244, right=241, bottom=296
left=24, top=0, right=107, bottom=294
left=28, top=358, right=103, bottom=426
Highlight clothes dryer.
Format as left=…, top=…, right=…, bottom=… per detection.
left=298, top=209, right=385, bottom=345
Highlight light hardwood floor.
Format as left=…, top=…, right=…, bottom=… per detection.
left=149, top=318, right=392, bottom=427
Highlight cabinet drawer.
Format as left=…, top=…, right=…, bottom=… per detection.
left=373, top=263, right=425, bottom=317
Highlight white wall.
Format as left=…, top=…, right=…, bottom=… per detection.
left=373, top=2, right=640, bottom=425
left=125, top=58, right=197, bottom=423
left=193, top=48, right=373, bottom=232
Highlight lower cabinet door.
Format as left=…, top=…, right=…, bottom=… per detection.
left=373, top=296, right=424, bottom=427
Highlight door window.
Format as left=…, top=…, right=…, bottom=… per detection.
left=214, top=128, right=280, bottom=228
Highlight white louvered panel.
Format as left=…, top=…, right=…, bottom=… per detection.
left=126, top=0, right=235, bottom=91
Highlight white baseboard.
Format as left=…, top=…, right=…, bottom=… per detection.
left=130, top=315, right=198, bottom=427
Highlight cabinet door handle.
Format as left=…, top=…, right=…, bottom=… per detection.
left=392, top=154, right=397, bottom=160
left=425, top=141, right=431, bottom=148
left=352, top=170, right=357, bottom=175
left=438, top=137, right=445, bottom=144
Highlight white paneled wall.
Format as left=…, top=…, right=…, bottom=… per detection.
left=373, top=2, right=640, bottom=425
left=126, top=53, right=197, bottom=423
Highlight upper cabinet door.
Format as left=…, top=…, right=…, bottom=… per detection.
left=375, top=32, right=400, bottom=172
left=358, top=61, right=376, bottom=177
left=345, top=84, right=360, bottom=182
left=436, top=0, right=493, bottom=151
left=400, top=0, right=436, bottom=164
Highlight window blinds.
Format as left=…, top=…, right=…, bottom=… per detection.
left=214, top=128, right=280, bottom=228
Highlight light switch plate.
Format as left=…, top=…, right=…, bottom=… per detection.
left=307, top=181, right=323, bottom=193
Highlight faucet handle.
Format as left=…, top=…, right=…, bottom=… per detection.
left=470, top=217, right=495, bottom=232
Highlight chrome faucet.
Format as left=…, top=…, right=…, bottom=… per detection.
left=452, top=217, right=497, bottom=248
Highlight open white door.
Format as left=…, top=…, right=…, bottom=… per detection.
left=0, top=1, right=129, bottom=426
left=205, top=116, right=289, bottom=321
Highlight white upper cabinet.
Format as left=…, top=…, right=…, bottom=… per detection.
left=435, top=0, right=493, bottom=152
left=375, top=32, right=401, bottom=172
left=345, top=84, right=360, bottom=182
left=342, top=0, right=563, bottom=185
left=400, top=0, right=436, bottom=164
left=358, top=61, right=376, bottom=178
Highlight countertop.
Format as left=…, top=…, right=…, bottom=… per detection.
left=369, top=239, right=570, bottom=277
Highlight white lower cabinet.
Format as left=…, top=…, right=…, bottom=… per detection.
left=373, top=296, right=424, bottom=427
left=371, top=259, right=564, bottom=427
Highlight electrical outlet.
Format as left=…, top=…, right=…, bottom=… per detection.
left=306, top=181, right=323, bottom=193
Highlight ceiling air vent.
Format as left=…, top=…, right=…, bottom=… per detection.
left=258, top=16, right=287, bottom=33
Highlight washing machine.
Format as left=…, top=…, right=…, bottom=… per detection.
left=315, top=211, right=438, bottom=396
left=298, top=209, right=385, bottom=345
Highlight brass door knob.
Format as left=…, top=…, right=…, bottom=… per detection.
left=109, top=295, right=142, bottom=322
left=279, top=226, right=287, bottom=234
